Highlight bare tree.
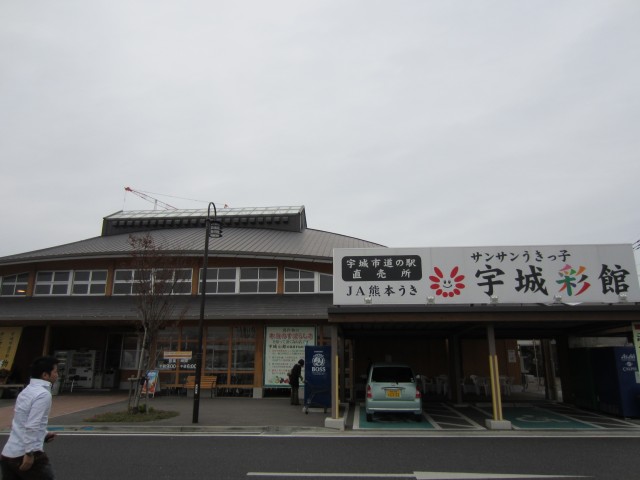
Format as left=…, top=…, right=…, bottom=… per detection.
left=127, top=233, right=189, bottom=411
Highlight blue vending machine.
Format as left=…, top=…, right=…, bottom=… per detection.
left=591, top=346, right=640, bottom=418
left=303, top=345, right=332, bottom=413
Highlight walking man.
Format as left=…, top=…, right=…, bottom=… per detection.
left=1, top=356, right=59, bottom=479
left=289, top=359, right=304, bottom=405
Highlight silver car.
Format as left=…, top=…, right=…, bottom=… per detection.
left=365, top=363, right=423, bottom=422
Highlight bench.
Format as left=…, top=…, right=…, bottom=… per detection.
left=184, top=375, right=217, bottom=398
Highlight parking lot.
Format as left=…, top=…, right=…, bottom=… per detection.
left=354, top=401, right=640, bottom=431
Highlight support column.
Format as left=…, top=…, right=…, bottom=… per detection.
left=42, top=325, right=52, bottom=356
left=325, top=325, right=345, bottom=430
left=542, top=339, right=558, bottom=401
left=485, top=324, right=512, bottom=430
left=556, top=334, right=570, bottom=404
left=448, top=334, right=462, bottom=404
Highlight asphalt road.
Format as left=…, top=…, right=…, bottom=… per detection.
left=4, top=434, right=639, bottom=479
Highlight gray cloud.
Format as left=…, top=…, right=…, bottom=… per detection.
left=1, top=0, right=639, bottom=257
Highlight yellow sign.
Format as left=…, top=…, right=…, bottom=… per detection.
left=0, top=327, right=22, bottom=373
left=163, top=351, right=192, bottom=360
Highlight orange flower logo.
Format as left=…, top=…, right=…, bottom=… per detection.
left=429, top=266, right=465, bottom=298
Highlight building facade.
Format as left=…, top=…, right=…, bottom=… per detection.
left=0, top=206, right=380, bottom=396
left=1, top=206, right=639, bottom=418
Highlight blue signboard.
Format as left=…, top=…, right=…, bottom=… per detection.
left=304, top=345, right=331, bottom=410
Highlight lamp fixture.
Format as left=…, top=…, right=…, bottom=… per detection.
left=553, top=294, right=563, bottom=304
left=364, top=296, right=373, bottom=304
left=427, top=296, right=435, bottom=305
left=619, top=292, right=628, bottom=302
left=490, top=295, right=499, bottom=304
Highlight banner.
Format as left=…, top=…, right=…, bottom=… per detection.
left=304, top=345, right=331, bottom=409
left=141, top=370, right=160, bottom=397
left=633, top=324, right=640, bottom=383
left=0, top=327, right=22, bottom=374
left=264, top=326, right=316, bottom=387
left=334, top=244, right=639, bottom=305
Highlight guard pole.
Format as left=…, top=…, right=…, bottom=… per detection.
left=487, top=324, right=503, bottom=421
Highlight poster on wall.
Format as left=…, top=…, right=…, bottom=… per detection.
left=264, top=326, right=316, bottom=387
left=0, top=327, right=22, bottom=375
left=334, top=244, right=640, bottom=306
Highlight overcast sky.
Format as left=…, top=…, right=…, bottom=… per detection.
left=1, top=1, right=639, bottom=260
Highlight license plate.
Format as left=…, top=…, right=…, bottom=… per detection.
left=385, top=389, right=401, bottom=398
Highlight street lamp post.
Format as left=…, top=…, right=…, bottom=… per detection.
left=193, top=202, right=222, bottom=423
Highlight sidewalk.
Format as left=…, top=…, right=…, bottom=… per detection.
left=0, top=392, right=335, bottom=434
left=2, top=391, right=640, bottom=435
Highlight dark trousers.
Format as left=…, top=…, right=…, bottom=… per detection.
left=0, top=453, right=55, bottom=480
left=290, top=384, right=300, bottom=405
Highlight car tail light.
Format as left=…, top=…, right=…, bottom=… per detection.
left=416, top=389, right=422, bottom=399
left=366, top=385, right=372, bottom=399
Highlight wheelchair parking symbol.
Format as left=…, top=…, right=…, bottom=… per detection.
left=506, top=407, right=593, bottom=429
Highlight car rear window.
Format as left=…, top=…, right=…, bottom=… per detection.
left=371, top=367, right=414, bottom=383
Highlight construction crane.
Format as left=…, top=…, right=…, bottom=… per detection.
left=124, top=186, right=178, bottom=210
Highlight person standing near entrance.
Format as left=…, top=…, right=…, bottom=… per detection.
left=289, top=359, right=304, bottom=405
left=1, top=356, right=59, bottom=479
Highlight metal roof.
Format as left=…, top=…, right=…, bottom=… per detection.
left=328, top=303, right=640, bottom=339
left=0, top=227, right=384, bottom=266
left=0, top=294, right=333, bottom=324
left=101, top=206, right=307, bottom=236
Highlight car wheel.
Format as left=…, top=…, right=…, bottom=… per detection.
left=366, top=413, right=373, bottom=422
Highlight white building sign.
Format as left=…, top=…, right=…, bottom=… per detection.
left=333, top=244, right=639, bottom=306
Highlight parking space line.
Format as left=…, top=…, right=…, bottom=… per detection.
left=422, top=412, right=443, bottom=430
left=424, top=403, right=485, bottom=430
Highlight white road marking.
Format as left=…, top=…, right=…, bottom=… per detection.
left=247, top=471, right=587, bottom=478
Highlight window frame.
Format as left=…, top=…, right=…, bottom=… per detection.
left=284, top=268, right=333, bottom=294
left=0, top=273, right=29, bottom=297
left=71, top=270, right=108, bottom=296
left=112, top=268, right=193, bottom=296
left=34, top=271, right=72, bottom=296
left=198, top=267, right=278, bottom=294
left=198, top=267, right=238, bottom=295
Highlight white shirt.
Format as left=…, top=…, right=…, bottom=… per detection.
left=1, top=378, right=52, bottom=458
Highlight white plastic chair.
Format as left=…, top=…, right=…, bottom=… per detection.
left=499, top=376, right=512, bottom=396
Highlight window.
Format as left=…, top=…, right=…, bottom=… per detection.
left=158, top=268, right=192, bottom=295
left=284, top=269, right=333, bottom=293
left=198, top=268, right=237, bottom=294
left=284, top=268, right=314, bottom=293
left=0, top=273, right=28, bottom=296
left=239, top=267, right=277, bottom=293
left=319, top=273, right=333, bottom=292
left=206, top=327, right=229, bottom=370
left=113, top=269, right=137, bottom=295
left=34, top=271, right=71, bottom=296
left=72, top=270, right=108, bottom=295
left=120, top=335, right=141, bottom=369
left=113, top=268, right=192, bottom=295
left=204, top=326, right=256, bottom=387
left=155, top=329, right=180, bottom=383
left=232, top=326, right=256, bottom=369
left=199, top=267, right=278, bottom=294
